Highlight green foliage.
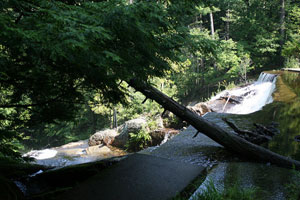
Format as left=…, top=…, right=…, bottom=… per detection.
left=0, top=0, right=202, bottom=156
left=125, top=127, right=152, bottom=152
left=284, top=57, right=300, bottom=69
left=0, top=0, right=299, bottom=157
left=285, top=168, right=300, bottom=200
left=22, top=103, right=110, bottom=150
left=283, top=35, right=300, bottom=59
left=91, top=78, right=177, bottom=126
left=192, top=180, right=259, bottom=200
left=147, top=120, right=159, bottom=132
left=282, top=4, right=300, bottom=68
left=170, top=27, right=252, bottom=102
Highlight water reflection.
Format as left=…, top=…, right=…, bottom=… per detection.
left=217, top=71, right=300, bottom=160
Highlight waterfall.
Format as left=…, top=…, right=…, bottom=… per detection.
left=227, top=72, right=277, bottom=114
left=256, top=72, right=277, bottom=83
left=190, top=72, right=280, bottom=200
left=210, top=72, right=277, bottom=114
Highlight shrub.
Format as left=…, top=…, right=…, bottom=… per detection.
left=125, top=128, right=152, bottom=152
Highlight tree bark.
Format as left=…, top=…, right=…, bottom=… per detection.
left=209, top=12, right=215, bottom=39
left=225, top=9, right=230, bottom=40
left=279, top=0, right=286, bottom=66
left=129, top=80, right=300, bottom=170
left=113, top=108, right=117, bottom=129
left=280, top=0, right=285, bottom=49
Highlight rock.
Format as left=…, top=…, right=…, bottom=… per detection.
left=85, top=145, right=112, bottom=155
left=112, top=118, right=148, bottom=148
left=189, top=103, right=211, bottom=116
left=88, top=129, right=118, bottom=146
left=217, top=95, right=243, bottom=104
left=59, top=140, right=89, bottom=149
left=193, top=103, right=211, bottom=116
left=154, top=115, right=164, bottom=129
left=149, top=128, right=179, bottom=146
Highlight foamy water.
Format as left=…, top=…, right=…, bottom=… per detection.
left=23, top=149, right=58, bottom=160
left=211, top=72, right=277, bottom=114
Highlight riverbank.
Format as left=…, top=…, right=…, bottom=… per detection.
left=6, top=71, right=300, bottom=200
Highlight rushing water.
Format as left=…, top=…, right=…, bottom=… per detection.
left=23, top=140, right=126, bottom=168
left=21, top=71, right=300, bottom=199
left=189, top=71, right=300, bottom=200
left=211, top=72, right=277, bottom=114
left=140, top=71, right=300, bottom=200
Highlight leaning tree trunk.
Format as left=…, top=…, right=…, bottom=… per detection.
left=129, top=80, right=300, bottom=170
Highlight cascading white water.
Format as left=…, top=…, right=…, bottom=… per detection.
left=211, top=72, right=277, bottom=114
left=23, top=149, right=58, bottom=160
left=189, top=72, right=279, bottom=200
left=228, top=72, right=277, bottom=114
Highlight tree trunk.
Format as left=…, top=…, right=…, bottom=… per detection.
left=280, top=0, right=285, bottom=46
left=113, top=108, right=117, bottom=129
left=225, top=9, right=230, bottom=40
left=210, top=12, right=215, bottom=39
left=279, top=0, right=286, bottom=66
left=129, top=80, right=300, bottom=170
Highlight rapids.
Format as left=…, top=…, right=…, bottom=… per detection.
left=211, top=72, right=277, bottom=114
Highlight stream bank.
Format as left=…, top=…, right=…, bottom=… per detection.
left=143, top=70, right=300, bottom=199
left=9, top=70, right=300, bottom=200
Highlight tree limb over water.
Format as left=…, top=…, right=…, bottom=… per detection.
left=129, top=79, right=300, bottom=170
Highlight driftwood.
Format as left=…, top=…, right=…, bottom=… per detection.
left=218, top=96, right=241, bottom=104
left=129, top=80, right=300, bottom=170
left=222, top=118, right=276, bottom=145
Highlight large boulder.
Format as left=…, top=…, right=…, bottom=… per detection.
left=88, top=129, right=118, bottom=146
left=112, top=118, right=148, bottom=148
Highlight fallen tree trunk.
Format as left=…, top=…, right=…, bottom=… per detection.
left=222, top=118, right=272, bottom=145
left=129, top=80, right=300, bottom=170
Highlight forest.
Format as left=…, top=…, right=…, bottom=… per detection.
left=1, top=0, right=299, bottom=158
left=0, top=0, right=300, bottom=199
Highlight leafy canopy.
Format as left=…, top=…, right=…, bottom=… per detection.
left=0, top=0, right=198, bottom=121
left=0, top=0, right=203, bottom=157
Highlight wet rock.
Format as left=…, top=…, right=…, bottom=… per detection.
left=112, top=118, right=148, bottom=148
left=217, top=95, right=243, bottom=104
left=188, top=103, right=211, bottom=116
left=88, top=129, right=118, bottom=146
left=149, top=128, right=179, bottom=146
left=59, top=140, right=89, bottom=149
left=206, top=98, right=238, bottom=113
left=86, top=145, right=112, bottom=155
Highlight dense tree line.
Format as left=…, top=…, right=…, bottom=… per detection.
left=0, top=0, right=299, bottom=157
